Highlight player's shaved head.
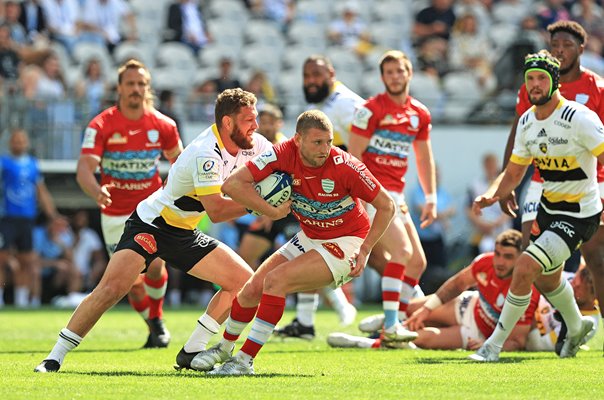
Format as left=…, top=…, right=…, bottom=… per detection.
left=296, top=110, right=333, bottom=135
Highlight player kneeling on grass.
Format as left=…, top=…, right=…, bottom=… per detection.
left=330, top=230, right=540, bottom=351
left=186, top=110, right=396, bottom=375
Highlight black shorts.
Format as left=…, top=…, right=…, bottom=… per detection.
left=115, top=211, right=219, bottom=272
left=530, top=208, right=601, bottom=252
left=245, top=213, right=299, bottom=242
left=0, top=217, right=34, bottom=252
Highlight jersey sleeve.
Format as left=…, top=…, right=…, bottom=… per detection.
left=246, top=141, right=288, bottom=182
left=415, top=106, right=432, bottom=141
left=342, top=156, right=381, bottom=203
left=351, top=100, right=378, bottom=139
left=192, top=153, right=224, bottom=196
left=159, top=118, right=181, bottom=151
left=80, top=118, right=105, bottom=159
left=510, top=115, right=533, bottom=165
left=576, top=108, right=604, bottom=157
left=593, top=77, right=604, bottom=122
left=515, top=84, right=531, bottom=116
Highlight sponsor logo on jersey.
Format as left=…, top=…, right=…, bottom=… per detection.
left=196, top=157, right=219, bottom=182
left=534, top=156, right=577, bottom=170
left=539, top=143, right=548, bottom=154
left=322, top=242, right=345, bottom=259
left=108, top=133, right=128, bottom=144
left=111, top=180, right=155, bottom=191
left=530, top=220, right=541, bottom=236
left=575, top=93, right=589, bottom=104
left=521, top=122, right=533, bottom=132
left=82, top=127, right=97, bottom=149
left=554, top=120, right=571, bottom=129
left=134, top=233, right=157, bottom=254
left=252, top=149, right=277, bottom=170
left=290, top=234, right=305, bottom=253
left=352, top=106, right=372, bottom=130
left=147, top=130, right=159, bottom=143
left=128, top=129, right=142, bottom=136
left=344, top=160, right=377, bottom=190
left=376, top=156, right=407, bottom=168
left=333, top=155, right=344, bottom=165
left=548, top=137, right=568, bottom=145
left=321, top=179, right=335, bottom=193
left=241, top=150, right=255, bottom=156
left=537, top=128, right=547, bottom=137
left=550, top=220, right=575, bottom=238
left=300, top=217, right=344, bottom=228
left=409, top=115, right=419, bottom=130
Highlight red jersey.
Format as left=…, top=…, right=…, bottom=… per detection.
left=471, top=253, right=540, bottom=338
left=350, top=93, right=431, bottom=192
left=246, top=139, right=381, bottom=240
left=516, top=68, right=604, bottom=183
left=80, top=106, right=180, bottom=216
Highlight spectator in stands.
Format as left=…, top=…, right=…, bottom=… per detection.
left=187, top=78, right=216, bottom=123
left=164, top=0, right=211, bottom=54
left=535, top=0, right=570, bottom=31
left=244, top=70, right=276, bottom=109
left=466, top=153, right=512, bottom=257
left=33, top=215, right=84, bottom=306
left=448, top=12, right=496, bottom=92
left=327, top=2, right=373, bottom=57
left=77, top=0, right=137, bottom=53
left=409, top=167, right=456, bottom=294
left=581, top=36, right=604, bottom=76
left=572, top=0, right=604, bottom=44
left=42, top=0, right=80, bottom=56
left=0, top=23, right=22, bottom=94
left=454, top=0, right=491, bottom=34
left=21, top=50, right=66, bottom=100
left=70, top=210, right=106, bottom=292
left=413, top=0, right=456, bottom=43
left=250, top=0, right=295, bottom=32
left=19, top=0, right=48, bottom=45
left=2, top=0, right=27, bottom=46
left=74, top=57, right=107, bottom=119
left=0, top=128, right=58, bottom=307
left=158, top=89, right=182, bottom=132
left=211, top=57, right=241, bottom=93
left=416, top=36, right=449, bottom=79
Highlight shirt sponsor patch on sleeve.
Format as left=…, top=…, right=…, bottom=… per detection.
left=352, top=106, right=372, bottom=130
left=82, top=127, right=97, bottom=149
left=196, top=157, right=220, bottom=183
left=252, top=148, right=277, bottom=170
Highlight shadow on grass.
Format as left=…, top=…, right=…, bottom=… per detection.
left=63, top=370, right=314, bottom=378
left=414, top=356, right=536, bottom=364
left=4, top=348, right=142, bottom=355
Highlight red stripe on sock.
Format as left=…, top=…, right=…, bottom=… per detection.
left=383, top=262, right=406, bottom=279
left=256, top=294, right=286, bottom=325
left=382, top=291, right=401, bottom=302
left=148, top=298, right=164, bottom=319
left=402, top=275, right=418, bottom=287
left=240, top=339, right=263, bottom=358
left=399, top=302, right=408, bottom=312
left=129, top=296, right=150, bottom=313
left=223, top=332, right=239, bottom=342
left=231, top=297, right=258, bottom=323
left=143, top=271, right=168, bottom=288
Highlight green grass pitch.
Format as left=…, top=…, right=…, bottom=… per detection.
left=1, top=305, right=603, bottom=399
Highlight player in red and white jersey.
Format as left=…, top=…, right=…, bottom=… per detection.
left=329, top=230, right=539, bottom=351
left=349, top=50, right=436, bottom=341
left=188, top=110, right=396, bottom=375
left=501, top=22, right=604, bottom=338
left=76, top=59, right=183, bottom=348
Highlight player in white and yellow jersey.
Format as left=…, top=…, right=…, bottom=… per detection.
left=471, top=50, right=604, bottom=362
left=34, top=89, right=285, bottom=373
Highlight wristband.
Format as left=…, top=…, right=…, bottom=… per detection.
left=423, top=294, right=443, bottom=310
left=425, top=193, right=437, bottom=204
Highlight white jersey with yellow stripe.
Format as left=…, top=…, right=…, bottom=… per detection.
left=136, top=124, right=272, bottom=230
left=307, top=81, right=364, bottom=147
left=511, top=99, right=604, bottom=218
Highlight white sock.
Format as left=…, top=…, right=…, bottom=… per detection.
left=488, top=291, right=531, bottom=348
left=544, top=280, right=583, bottom=337
left=47, top=328, right=83, bottom=364
left=236, top=350, right=254, bottom=365
left=324, top=287, right=350, bottom=313
left=218, top=338, right=235, bottom=353
left=296, top=293, right=319, bottom=327
left=184, top=313, right=220, bottom=353
left=14, top=286, right=29, bottom=307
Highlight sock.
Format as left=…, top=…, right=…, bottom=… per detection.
left=382, top=262, right=405, bottom=329
left=47, top=328, right=83, bottom=364
left=240, top=294, right=285, bottom=358
left=399, top=275, right=418, bottom=317
left=14, top=286, right=29, bottom=307
left=296, top=293, right=319, bottom=327
left=128, top=296, right=150, bottom=320
left=323, top=287, right=350, bottom=313
left=544, top=279, right=583, bottom=337
left=224, top=297, right=258, bottom=342
left=184, top=313, right=220, bottom=353
left=144, top=270, right=168, bottom=320
left=488, top=291, right=531, bottom=348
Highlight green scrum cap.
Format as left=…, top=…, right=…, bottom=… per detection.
left=524, top=51, right=561, bottom=99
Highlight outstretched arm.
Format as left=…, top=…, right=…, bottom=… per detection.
left=472, top=161, right=528, bottom=218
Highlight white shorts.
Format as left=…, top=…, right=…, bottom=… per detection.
left=454, top=291, right=484, bottom=349
left=366, top=190, right=412, bottom=224
left=521, top=180, right=542, bottom=224
left=277, top=230, right=364, bottom=288
left=101, top=213, right=131, bottom=256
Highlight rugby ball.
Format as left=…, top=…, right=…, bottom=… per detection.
left=247, top=171, right=293, bottom=216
